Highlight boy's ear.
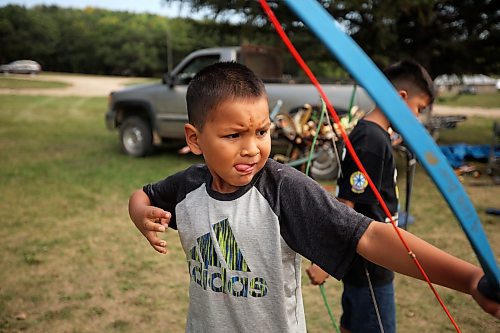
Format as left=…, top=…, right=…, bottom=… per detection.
left=398, top=90, right=409, bottom=100
left=184, top=123, right=203, bottom=155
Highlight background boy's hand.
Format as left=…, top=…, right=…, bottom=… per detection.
left=138, top=206, right=171, bottom=254
left=306, top=264, right=330, bottom=285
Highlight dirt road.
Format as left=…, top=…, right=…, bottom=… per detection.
left=1, top=73, right=499, bottom=118
left=432, top=105, right=500, bottom=119
left=0, top=73, right=144, bottom=97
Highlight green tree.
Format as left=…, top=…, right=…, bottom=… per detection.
left=163, top=0, right=500, bottom=77
left=0, top=5, right=58, bottom=67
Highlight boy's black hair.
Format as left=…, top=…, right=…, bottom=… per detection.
left=383, top=60, right=435, bottom=104
left=186, top=61, right=267, bottom=130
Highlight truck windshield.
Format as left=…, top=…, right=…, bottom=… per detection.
left=176, top=55, right=220, bottom=85
left=239, top=46, right=283, bottom=81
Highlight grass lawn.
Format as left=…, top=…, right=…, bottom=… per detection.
left=0, top=76, right=70, bottom=89
left=436, top=92, right=500, bottom=108
left=0, top=94, right=499, bottom=332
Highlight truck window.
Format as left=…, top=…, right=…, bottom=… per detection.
left=176, top=55, right=220, bottom=85
left=243, top=53, right=283, bottom=80
left=239, top=46, right=283, bottom=80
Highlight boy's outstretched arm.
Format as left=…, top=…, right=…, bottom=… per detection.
left=357, top=222, right=500, bottom=318
left=128, top=189, right=171, bottom=254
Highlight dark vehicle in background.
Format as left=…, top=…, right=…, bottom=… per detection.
left=0, top=60, right=41, bottom=74
left=105, top=46, right=374, bottom=158
left=105, top=46, right=376, bottom=180
left=105, top=46, right=470, bottom=180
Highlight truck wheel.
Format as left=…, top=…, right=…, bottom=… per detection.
left=120, top=116, right=153, bottom=157
left=309, top=144, right=341, bottom=180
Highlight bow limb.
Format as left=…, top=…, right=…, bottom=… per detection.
left=281, top=0, right=499, bottom=295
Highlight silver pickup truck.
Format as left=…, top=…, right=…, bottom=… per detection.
left=105, top=46, right=374, bottom=157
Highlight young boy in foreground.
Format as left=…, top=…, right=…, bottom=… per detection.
left=128, top=62, right=499, bottom=332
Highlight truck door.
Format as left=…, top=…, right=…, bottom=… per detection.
left=156, top=54, right=220, bottom=139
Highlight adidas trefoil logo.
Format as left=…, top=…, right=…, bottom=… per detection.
left=188, top=218, right=268, bottom=298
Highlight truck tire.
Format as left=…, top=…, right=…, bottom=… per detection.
left=309, top=144, right=341, bottom=180
left=119, top=116, right=153, bottom=157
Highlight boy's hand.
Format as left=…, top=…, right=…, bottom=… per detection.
left=139, top=206, right=171, bottom=254
left=470, top=273, right=500, bottom=318
left=306, top=264, right=330, bottom=285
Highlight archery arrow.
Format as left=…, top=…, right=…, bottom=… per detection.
left=281, top=0, right=499, bottom=298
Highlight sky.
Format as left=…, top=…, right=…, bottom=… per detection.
left=0, top=0, right=210, bottom=18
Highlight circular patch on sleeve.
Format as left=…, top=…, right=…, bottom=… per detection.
left=350, top=171, right=368, bottom=193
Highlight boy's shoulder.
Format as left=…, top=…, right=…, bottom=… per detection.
left=351, top=120, right=390, bottom=147
left=257, top=158, right=324, bottom=194
left=262, top=158, right=308, bottom=180
left=183, top=163, right=209, bottom=177
left=264, top=158, right=292, bottom=173
left=355, top=119, right=387, bottom=136
left=162, top=163, right=209, bottom=191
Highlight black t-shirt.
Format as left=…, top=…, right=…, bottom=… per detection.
left=337, top=119, right=398, bottom=286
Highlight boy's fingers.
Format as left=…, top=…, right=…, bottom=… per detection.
left=146, top=233, right=166, bottom=247
left=482, top=299, right=500, bottom=318
left=471, top=285, right=500, bottom=318
left=157, top=217, right=170, bottom=226
left=143, top=219, right=166, bottom=232
left=152, top=244, right=167, bottom=254
left=148, top=207, right=162, bottom=218
left=154, top=239, right=167, bottom=248
left=145, top=232, right=165, bottom=246
left=148, top=208, right=171, bottom=227
left=148, top=208, right=171, bottom=220
left=151, top=239, right=167, bottom=254
left=153, top=222, right=166, bottom=232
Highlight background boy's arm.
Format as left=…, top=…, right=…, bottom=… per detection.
left=128, top=189, right=171, bottom=254
left=336, top=197, right=354, bottom=208
left=358, top=222, right=500, bottom=317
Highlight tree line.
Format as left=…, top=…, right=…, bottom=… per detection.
left=164, top=0, right=500, bottom=78
left=0, top=5, right=280, bottom=77
left=1, top=4, right=340, bottom=78
left=1, top=2, right=498, bottom=78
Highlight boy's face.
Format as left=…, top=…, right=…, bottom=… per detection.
left=402, top=90, right=431, bottom=117
left=186, top=97, right=271, bottom=193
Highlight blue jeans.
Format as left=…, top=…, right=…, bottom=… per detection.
left=340, top=282, right=396, bottom=333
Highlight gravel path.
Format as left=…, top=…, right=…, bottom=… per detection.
left=1, top=73, right=499, bottom=119
left=432, top=105, right=500, bottom=119
left=0, top=73, right=143, bottom=97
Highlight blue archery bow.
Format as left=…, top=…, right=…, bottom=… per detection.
left=283, top=0, right=500, bottom=299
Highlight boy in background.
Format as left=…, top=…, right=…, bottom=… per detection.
left=307, top=60, right=435, bottom=333
left=129, top=62, right=499, bottom=333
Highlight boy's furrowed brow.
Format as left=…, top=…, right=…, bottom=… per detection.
left=222, top=120, right=270, bottom=133
left=260, top=119, right=272, bottom=128
left=226, top=124, right=247, bottom=131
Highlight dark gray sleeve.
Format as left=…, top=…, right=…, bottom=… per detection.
left=278, top=167, right=372, bottom=280
left=143, top=174, right=181, bottom=230
left=142, top=164, right=207, bottom=230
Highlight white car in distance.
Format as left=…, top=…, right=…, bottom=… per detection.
left=0, top=60, right=42, bottom=74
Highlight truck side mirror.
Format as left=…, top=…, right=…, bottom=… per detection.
left=162, top=73, right=175, bottom=88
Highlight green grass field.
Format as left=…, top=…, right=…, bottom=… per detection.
left=0, top=94, right=499, bottom=332
left=436, top=92, right=500, bottom=108
left=0, top=77, right=70, bottom=89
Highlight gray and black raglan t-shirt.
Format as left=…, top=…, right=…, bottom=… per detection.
left=143, top=158, right=372, bottom=333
